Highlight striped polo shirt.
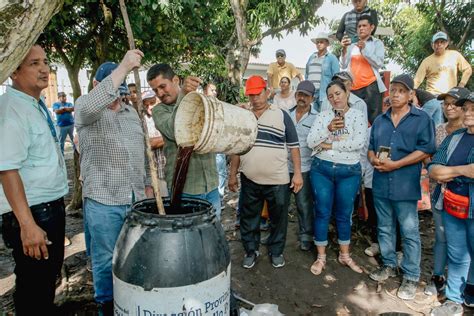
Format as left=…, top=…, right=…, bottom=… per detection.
left=306, top=53, right=326, bottom=90
left=240, top=105, right=299, bottom=185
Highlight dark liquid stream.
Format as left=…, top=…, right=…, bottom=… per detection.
left=170, top=146, right=194, bottom=214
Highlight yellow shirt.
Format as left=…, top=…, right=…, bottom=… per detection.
left=414, top=50, right=472, bottom=95
left=267, top=62, right=301, bottom=88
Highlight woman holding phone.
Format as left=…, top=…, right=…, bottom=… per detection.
left=307, top=80, right=367, bottom=275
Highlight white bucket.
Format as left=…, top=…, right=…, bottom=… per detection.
left=175, top=92, right=258, bottom=155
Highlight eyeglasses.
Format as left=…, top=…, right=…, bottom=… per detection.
left=443, top=102, right=457, bottom=109
left=315, top=40, right=327, bottom=44
left=276, top=54, right=285, bottom=58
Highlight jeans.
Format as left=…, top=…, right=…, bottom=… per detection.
left=432, top=207, right=447, bottom=276
left=374, top=197, right=421, bottom=281
left=352, top=81, right=383, bottom=125
left=2, top=198, right=65, bottom=315
left=443, top=211, right=474, bottom=303
left=310, top=158, right=361, bottom=246
left=216, top=154, right=227, bottom=198
left=239, top=174, right=290, bottom=256
left=58, top=124, right=75, bottom=154
left=422, top=99, right=443, bottom=126
left=182, top=188, right=221, bottom=219
left=290, top=172, right=314, bottom=242
left=84, top=198, right=130, bottom=303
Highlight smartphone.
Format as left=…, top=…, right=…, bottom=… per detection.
left=377, top=146, right=391, bottom=161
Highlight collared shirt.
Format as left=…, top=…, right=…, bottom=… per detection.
left=288, top=106, right=317, bottom=173
left=0, top=87, right=68, bottom=213
left=52, top=101, right=74, bottom=127
left=267, top=61, right=301, bottom=89
left=428, top=128, right=474, bottom=218
left=341, top=36, right=387, bottom=94
left=336, top=6, right=379, bottom=41
left=240, top=105, right=299, bottom=185
left=75, top=76, right=149, bottom=206
left=305, top=52, right=340, bottom=100
left=145, top=115, right=166, bottom=179
left=152, top=100, right=218, bottom=195
left=369, top=105, right=436, bottom=201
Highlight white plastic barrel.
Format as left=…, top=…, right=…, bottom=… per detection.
left=174, top=92, right=258, bottom=155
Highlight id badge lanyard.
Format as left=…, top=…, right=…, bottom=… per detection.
left=36, top=99, right=66, bottom=168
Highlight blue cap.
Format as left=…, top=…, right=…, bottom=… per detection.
left=432, top=31, right=448, bottom=43
left=95, top=62, right=127, bottom=92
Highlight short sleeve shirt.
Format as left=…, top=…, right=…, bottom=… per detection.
left=240, top=105, right=299, bottom=185
left=52, top=101, right=74, bottom=127
left=369, top=105, right=436, bottom=200
left=267, top=62, right=301, bottom=89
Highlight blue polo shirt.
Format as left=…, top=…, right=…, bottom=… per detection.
left=52, top=101, right=74, bottom=127
left=369, top=105, right=436, bottom=201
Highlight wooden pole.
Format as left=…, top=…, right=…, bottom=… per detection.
left=119, top=0, right=166, bottom=215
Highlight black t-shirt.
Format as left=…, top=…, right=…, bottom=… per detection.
left=415, top=89, right=436, bottom=107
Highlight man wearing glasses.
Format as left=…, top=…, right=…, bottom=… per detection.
left=267, top=49, right=303, bottom=96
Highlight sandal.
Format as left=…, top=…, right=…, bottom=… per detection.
left=338, top=253, right=363, bottom=273
left=310, top=257, right=326, bottom=276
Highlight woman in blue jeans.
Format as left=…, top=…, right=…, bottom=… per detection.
left=428, top=92, right=474, bottom=316
left=307, top=80, right=367, bottom=275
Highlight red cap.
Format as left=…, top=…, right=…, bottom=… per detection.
left=245, top=76, right=267, bottom=96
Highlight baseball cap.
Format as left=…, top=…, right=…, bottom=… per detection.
left=245, top=76, right=267, bottom=96
left=95, top=61, right=128, bottom=92
left=455, top=92, right=474, bottom=107
left=311, top=32, right=332, bottom=44
left=437, top=87, right=470, bottom=101
left=295, top=80, right=315, bottom=96
left=432, top=31, right=448, bottom=43
left=332, top=71, right=353, bottom=82
left=142, top=90, right=156, bottom=100
left=391, top=74, right=414, bottom=91
left=57, top=92, right=66, bottom=97
left=276, top=49, right=286, bottom=57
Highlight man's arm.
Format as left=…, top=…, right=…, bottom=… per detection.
left=228, top=155, right=240, bottom=192
left=335, top=13, right=347, bottom=42
left=361, top=39, right=385, bottom=69
left=0, top=170, right=50, bottom=260
left=457, top=54, right=472, bottom=87
left=149, top=136, right=164, bottom=149
left=374, top=150, right=429, bottom=172
left=413, top=60, right=427, bottom=89
left=289, top=147, right=303, bottom=193
left=429, top=164, right=474, bottom=183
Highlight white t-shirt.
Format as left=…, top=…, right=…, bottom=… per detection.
left=273, top=91, right=296, bottom=111
left=307, top=108, right=367, bottom=165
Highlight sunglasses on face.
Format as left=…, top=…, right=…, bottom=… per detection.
left=276, top=54, right=285, bottom=58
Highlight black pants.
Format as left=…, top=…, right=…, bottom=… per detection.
left=290, top=172, right=314, bottom=242
left=239, top=174, right=290, bottom=256
left=352, top=81, right=383, bottom=125
left=2, top=198, right=65, bottom=316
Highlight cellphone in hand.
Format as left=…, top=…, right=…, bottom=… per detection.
left=335, top=109, right=345, bottom=119
left=377, top=146, right=391, bottom=161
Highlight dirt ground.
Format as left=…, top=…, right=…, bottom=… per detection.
left=1, top=147, right=473, bottom=316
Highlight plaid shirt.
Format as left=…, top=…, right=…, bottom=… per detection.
left=75, top=76, right=150, bottom=205
left=152, top=99, right=218, bottom=195
left=336, top=6, right=378, bottom=41
left=145, top=115, right=166, bottom=179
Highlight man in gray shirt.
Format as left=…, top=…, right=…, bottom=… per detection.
left=75, top=50, right=152, bottom=315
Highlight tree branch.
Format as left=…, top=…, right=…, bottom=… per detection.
left=456, top=16, right=473, bottom=49
left=430, top=0, right=448, bottom=34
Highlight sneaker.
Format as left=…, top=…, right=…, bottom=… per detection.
left=260, top=220, right=270, bottom=231
left=463, top=283, right=474, bottom=307
left=242, top=251, right=259, bottom=269
left=430, top=300, right=464, bottom=316
left=369, top=265, right=398, bottom=282
left=364, top=243, right=380, bottom=257
left=397, top=278, right=418, bottom=300
left=424, top=275, right=446, bottom=296
left=86, top=257, right=92, bottom=272
left=271, top=254, right=285, bottom=268
left=300, top=241, right=312, bottom=251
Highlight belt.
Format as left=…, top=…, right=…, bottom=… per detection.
left=2, top=197, right=65, bottom=224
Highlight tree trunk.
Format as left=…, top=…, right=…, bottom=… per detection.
left=0, top=0, right=63, bottom=83
left=64, top=65, right=82, bottom=101
left=66, top=150, right=83, bottom=212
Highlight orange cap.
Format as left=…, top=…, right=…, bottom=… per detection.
left=245, top=76, right=267, bottom=96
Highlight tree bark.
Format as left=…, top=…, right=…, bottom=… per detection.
left=0, top=0, right=63, bottom=83
left=66, top=150, right=83, bottom=213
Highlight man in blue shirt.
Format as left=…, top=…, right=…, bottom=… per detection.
left=53, top=91, right=75, bottom=154
left=367, top=74, right=436, bottom=300
left=0, top=44, right=68, bottom=315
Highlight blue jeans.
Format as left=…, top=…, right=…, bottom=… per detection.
left=182, top=188, right=221, bottom=219
left=422, top=99, right=443, bottom=126
left=291, top=172, right=314, bottom=242
left=432, top=207, right=447, bottom=276
left=216, top=154, right=227, bottom=198
left=310, top=158, right=361, bottom=246
left=443, top=211, right=474, bottom=303
left=84, top=198, right=130, bottom=303
left=58, top=124, right=75, bottom=154
left=374, top=197, right=421, bottom=281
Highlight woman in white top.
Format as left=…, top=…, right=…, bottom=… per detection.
left=273, top=76, right=296, bottom=110
left=307, top=80, right=367, bottom=276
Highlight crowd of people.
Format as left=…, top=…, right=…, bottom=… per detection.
left=0, top=0, right=472, bottom=315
